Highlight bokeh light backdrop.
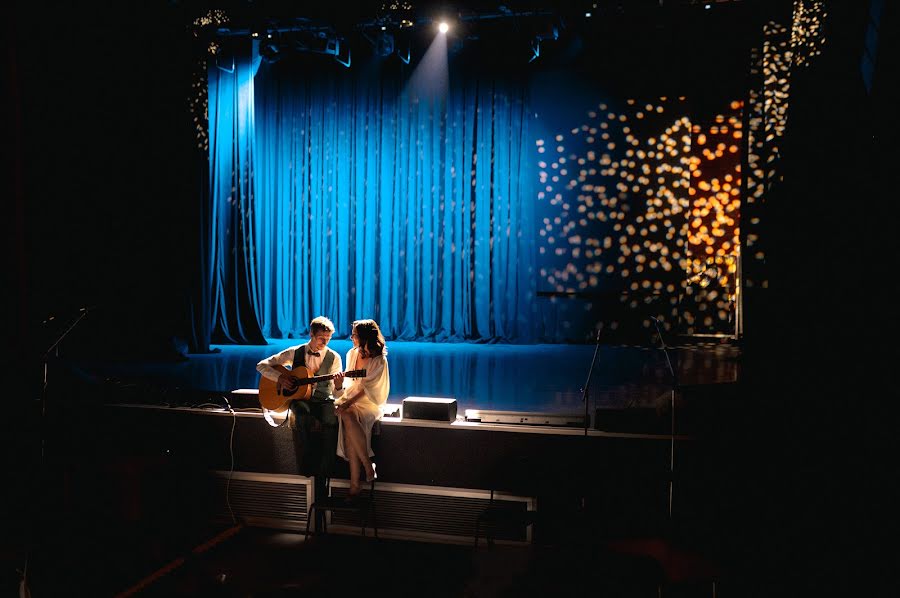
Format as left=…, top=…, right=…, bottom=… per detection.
left=534, top=95, right=742, bottom=338
left=192, top=1, right=828, bottom=343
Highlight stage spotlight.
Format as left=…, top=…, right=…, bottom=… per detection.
left=213, top=37, right=236, bottom=72
left=396, top=35, right=411, bottom=64
left=333, top=40, right=351, bottom=68
left=529, top=22, right=559, bottom=63
left=375, top=31, right=394, bottom=57
left=363, top=26, right=397, bottom=59
left=319, top=35, right=351, bottom=67
left=259, top=31, right=281, bottom=63
left=249, top=21, right=266, bottom=40
left=438, top=21, right=449, bottom=34
left=530, top=38, right=540, bottom=63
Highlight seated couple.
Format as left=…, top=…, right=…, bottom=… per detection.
left=256, top=316, right=389, bottom=498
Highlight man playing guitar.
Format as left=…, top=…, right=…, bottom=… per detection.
left=256, top=315, right=343, bottom=408
left=256, top=316, right=343, bottom=485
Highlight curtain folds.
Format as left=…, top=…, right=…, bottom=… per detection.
left=205, top=41, right=266, bottom=344
left=206, top=50, right=537, bottom=342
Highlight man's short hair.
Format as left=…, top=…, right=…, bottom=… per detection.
left=309, top=316, right=335, bottom=336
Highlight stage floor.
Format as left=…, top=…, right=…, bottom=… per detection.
left=67, top=339, right=740, bottom=415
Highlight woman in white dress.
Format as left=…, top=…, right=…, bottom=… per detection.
left=332, top=319, right=390, bottom=497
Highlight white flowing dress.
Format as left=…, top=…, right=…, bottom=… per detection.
left=334, top=348, right=390, bottom=460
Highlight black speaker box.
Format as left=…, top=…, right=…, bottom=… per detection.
left=402, top=396, right=458, bottom=422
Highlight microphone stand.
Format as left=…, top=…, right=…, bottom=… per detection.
left=22, top=308, right=90, bottom=597
left=650, top=317, right=677, bottom=519
left=40, top=308, right=89, bottom=461
left=580, top=329, right=603, bottom=438
left=577, top=330, right=602, bottom=515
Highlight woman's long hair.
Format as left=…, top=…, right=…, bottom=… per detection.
left=352, top=319, right=386, bottom=359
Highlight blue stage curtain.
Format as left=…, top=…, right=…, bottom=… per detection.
left=208, top=49, right=537, bottom=342
left=205, top=40, right=266, bottom=344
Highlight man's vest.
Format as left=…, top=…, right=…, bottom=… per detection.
left=295, top=343, right=336, bottom=401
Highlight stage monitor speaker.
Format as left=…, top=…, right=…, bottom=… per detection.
left=402, top=397, right=457, bottom=422
left=229, top=388, right=262, bottom=410
left=464, top=409, right=586, bottom=427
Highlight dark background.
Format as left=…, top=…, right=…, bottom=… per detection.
left=4, top=1, right=898, bottom=594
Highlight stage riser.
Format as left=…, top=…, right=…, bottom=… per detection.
left=63, top=405, right=675, bottom=486
left=205, top=473, right=534, bottom=544
left=56, top=404, right=708, bottom=539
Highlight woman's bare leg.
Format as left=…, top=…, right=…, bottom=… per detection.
left=341, top=407, right=374, bottom=482
left=347, top=444, right=361, bottom=495
left=340, top=411, right=364, bottom=494
left=340, top=414, right=361, bottom=494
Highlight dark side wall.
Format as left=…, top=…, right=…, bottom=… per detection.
left=10, top=2, right=201, bottom=364
left=4, top=1, right=205, bottom=560
left=739, top=2, right=898, bottom=594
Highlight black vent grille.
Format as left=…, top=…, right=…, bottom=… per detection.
left=330, top=485, right=532, bottom=542
left=210, top=472, right=312, bottom=530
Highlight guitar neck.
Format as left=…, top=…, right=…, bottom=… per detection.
left=297, top=373, right=336, bottom=385
left=290, top=369, right=365, bottom=386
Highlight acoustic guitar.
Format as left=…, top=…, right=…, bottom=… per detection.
left=258, top=365, right=366, bottom=412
